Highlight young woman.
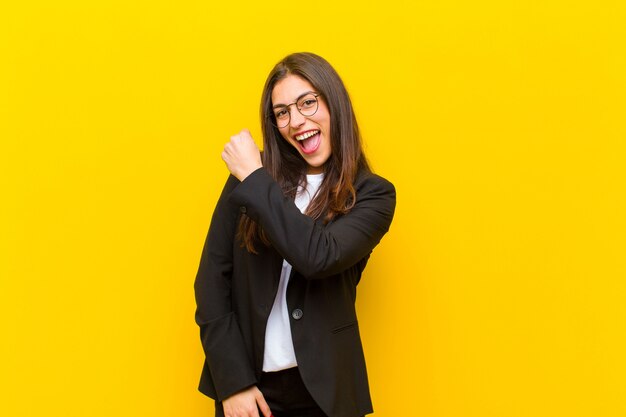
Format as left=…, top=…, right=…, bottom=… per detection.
left=195, top=52, right=396, bottom=417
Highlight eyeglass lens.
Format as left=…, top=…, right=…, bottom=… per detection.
left=272, top=94, right=319, bottom=128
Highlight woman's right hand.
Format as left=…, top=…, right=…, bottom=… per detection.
left=222, top=385, right=272, bottom=417
left=221, top=129, right=263, bottom=182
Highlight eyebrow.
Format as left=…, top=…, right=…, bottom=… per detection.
left=272, top=91, right=317, bottom=109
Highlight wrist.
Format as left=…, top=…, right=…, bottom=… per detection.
left=238, top=164, right=262, bottom=182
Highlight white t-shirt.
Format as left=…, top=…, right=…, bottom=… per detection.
left=262, top=173, right=324, bottom=372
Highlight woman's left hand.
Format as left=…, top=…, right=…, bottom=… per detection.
left=222, top=129, right=263, bottom=181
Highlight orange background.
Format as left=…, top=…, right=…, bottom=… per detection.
left=1, top=1, right=625, bottom=416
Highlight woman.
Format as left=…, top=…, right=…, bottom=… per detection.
left=195, top=52, right=396, bottom=417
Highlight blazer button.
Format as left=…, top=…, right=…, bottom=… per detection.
left=291, top=309, right=303, bottom=320
left=239, top=206, right=247, bottom=213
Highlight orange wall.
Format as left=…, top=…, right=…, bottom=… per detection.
left=1, top=1, right=625, bottom=416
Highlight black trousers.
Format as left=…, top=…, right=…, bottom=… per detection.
left=215, top=367, right=327, bottom=417
left=259, top=367, right=328, bottom=417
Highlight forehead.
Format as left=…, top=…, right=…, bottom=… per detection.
left=271, top=74, right=315, bottom=105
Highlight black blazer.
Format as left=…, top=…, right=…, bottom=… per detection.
left=194, top=167, right=396, bottom=417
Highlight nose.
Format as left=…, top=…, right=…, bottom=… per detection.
left=289, top=106, right=306, bottom=128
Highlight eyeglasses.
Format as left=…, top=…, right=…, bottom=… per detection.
left=270, top=92, right=320, bottom=128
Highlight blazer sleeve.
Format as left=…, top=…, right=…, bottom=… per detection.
left=194, top=174, right=257, bottom=401
left=228, top=167, right=396, bottom=280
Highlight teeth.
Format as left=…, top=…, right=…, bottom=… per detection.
left=295, top=130, right=319, bottom=141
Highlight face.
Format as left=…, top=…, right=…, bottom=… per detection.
left=271, top=74, right=332, bottom=174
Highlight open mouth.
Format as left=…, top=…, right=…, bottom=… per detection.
left=294, top=129, right=321, bottom=154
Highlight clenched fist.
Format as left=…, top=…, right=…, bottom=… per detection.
left=221, top=129, right=263, bottom=181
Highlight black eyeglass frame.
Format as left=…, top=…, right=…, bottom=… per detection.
left=269, top=92, right=320, bottom=128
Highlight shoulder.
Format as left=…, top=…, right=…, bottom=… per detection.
left=355, top=170, right=396, bottom=198
left=351, top=170, right=397, bottom=219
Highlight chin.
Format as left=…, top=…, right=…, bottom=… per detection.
left=303, top=155, right=330, bottom=173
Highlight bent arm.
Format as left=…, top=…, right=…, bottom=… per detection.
left=229, top=168, right=396, bottom=279
left=194, top=174, right=257, bottom=400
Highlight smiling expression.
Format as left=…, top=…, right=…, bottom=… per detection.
left=271, top=74, right=332, bottom=174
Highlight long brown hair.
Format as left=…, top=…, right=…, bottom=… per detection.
left=239, top=52, right=370, bottom=253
